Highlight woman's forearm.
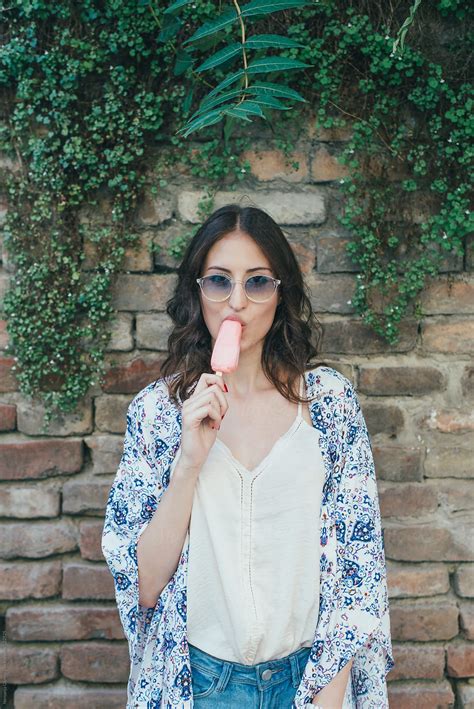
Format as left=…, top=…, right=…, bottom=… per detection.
left=136, top=457, right=201, bottom=607
left=311, top=658, right=353, bottom=707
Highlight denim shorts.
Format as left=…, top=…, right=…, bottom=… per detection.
left=189, top=643, right=312, bottom=708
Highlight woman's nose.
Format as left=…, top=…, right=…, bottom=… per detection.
left=228, top=280, right=248, bottom=308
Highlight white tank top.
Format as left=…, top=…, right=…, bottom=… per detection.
left=171, top=376, right=326, bottom=665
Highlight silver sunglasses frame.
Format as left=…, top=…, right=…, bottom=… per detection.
left=196, top=274, right=281, bottom=303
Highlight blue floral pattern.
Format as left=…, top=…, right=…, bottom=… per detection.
left=101, top=366, right=394, bottom=707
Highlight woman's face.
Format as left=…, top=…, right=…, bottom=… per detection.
left=199, top=229, right=281, bottom=352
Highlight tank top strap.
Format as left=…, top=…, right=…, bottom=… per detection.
left=297, top=375, right=303, bottom=418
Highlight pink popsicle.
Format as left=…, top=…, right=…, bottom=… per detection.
left=211, top=320, right=242, bottom=376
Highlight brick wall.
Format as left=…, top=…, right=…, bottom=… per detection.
left=1, top=124, right=473, bottom=708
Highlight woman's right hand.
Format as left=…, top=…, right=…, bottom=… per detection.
left=179, top=373, right=229, bottom=473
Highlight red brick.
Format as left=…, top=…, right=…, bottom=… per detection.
left=0, top=318, right=9, bottom=349
left=102, top=354, right=163, bottom=394
left=387, top=680, right=455, bottom=709
left=379, top=482, right=438, bottom=518
left=13, top=687, right=127, bottom=709
left=390, top=599, right=458, bottom=641
left=0, top=356, right=18, bottom=391
left=422, top=318, right=474, bottom=354
left=62, top=477, right=112, bottom=515
left=0, top=483, right=60, bottom=517
left=60, top=641, right=129, bottom=682
left=387, top=562, right=449, bottom=599
left=0, top=402, right=16, bottom=430
left=6, top=604, right=123, bottom=641
left=5, top=643, right=58, bottom=684
left=310, top=146, right=349, bottom=182
left=390, top=643, right=445, bottom=680
left=454, top=564, right=474, bottom=598
left=447, top=642, right=474, bottom=677
left=240, top=148, right=308, bottom=182
left=0, top=520, right=77, bottom=559
left=62, top=561, right=114, bottom=600
left=79, top=520, right=105, bottom=561
left=460, top=602, right=474, bottom=641
left=359, top=366, right=445, bottom=396
left=0, top=438, right=83, bottom=480
left=373, top=445, right=423, bottom=482
left=0, top=561, right=61, bottom=600
left=421, top=408, right=474, bottom=434
left=384, top=521, right=474, bottom=561
left=111, top=273, right=176, bottom=311
left=364, top=403, right=404, bottom=437
left=420, top=276, right=474, bottom=314
left=321, top=318, right=418, bottom=353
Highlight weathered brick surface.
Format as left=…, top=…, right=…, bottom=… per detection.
left=62, top=477, right=113, bottom=516
left=320, top=318, right=418, bottom=353
left=240, top=148, right=308, bottom=182
left=5, top=643, right=58, bottom=684
left=104, top=312, right=134, bottom=351
left=0, top=520, right=77, bottom=559
left=62, top=561, right=115, bottom=600
left=422, top=317, right=474, bottom=353
left=60, top=642, right=129, bottom=681
left=316, top=234, right=357, bottom=273
left=447, top=642, right=474, bottom=678
left=359, top=365, right=445, bottom=395
left=384, top=518, right=474, bottom=561
left=14, top=687, right=127, bottom=709
left=111, top=273, right=177, bottom=311
left=363, top=403, right=404, bottom=437
left=0, top=355, right=18, bottom=390
left=387, top=680, right=455, bottom=708
left=454, top=564, right=474, bottom=598
left=421, top=407, right=474, bottom=434
left=390, top=642, right=445, bottom=680
left=135, top=190, right=174, bottom=226
left=102, top=353, right=163, bottom=393
left=0, top=483, right=60, bottom=517
left=420, top=276, right=474, bottom=314
left=425, top=445, right=474, bottom=479
left=310, top=146, right=349, bottom=182
left=373, top=445, right=423, bottom=482
left=460, top=602, right=474, bottom=641
left=79, top=520, right=105, bottom=561
left=379, top=482, right=438, bottom=518
left=83, top=434, right=123, bottom=475
left=306, top=272, right=356, bottom=314
left=387, top=562, right=450, bottom=599
left=457, top=681, right=474, bottom=708
left=0, top=437, right=83, bottom=480
left=390, top=599, right=459, bottom=641
left=0, top=560, right=61, bottom=599
left=136, top=312, right=173, bottom=350
left=462, top=366, right=474, bottom=397
left=94, top=394, right=131, bottom=433
left=6, top=604, right=123, bottom=641
left=17, top=397, right=93, bottom=436
left=177, top=189, right=326, bottom=225
left=0, top=402, right=16, bottom=429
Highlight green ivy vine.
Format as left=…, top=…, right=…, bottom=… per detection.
left=0, top=0, right=472, bottom=426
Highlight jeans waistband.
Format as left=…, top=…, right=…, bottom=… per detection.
left=188, top=643, right=312, bottom=690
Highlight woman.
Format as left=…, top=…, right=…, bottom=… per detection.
left=102, top=204, right=394, bottom=708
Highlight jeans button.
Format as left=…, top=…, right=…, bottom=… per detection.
left=261, top=669, right=273, bottom=680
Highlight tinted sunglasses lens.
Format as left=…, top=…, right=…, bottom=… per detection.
left=246, top=276, right=275, bottom=301
left=202, top=275, right=232, bottom=300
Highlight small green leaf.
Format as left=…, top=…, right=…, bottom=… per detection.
left=179, top=108, right=224, bottom=136
left=174, top=50, right=194, bottom=77
left=158, top=15, right=182, bottom=43
left=246, top=81, right=306, bottom=102
left=244, top=34, right=305, bottom=49
left=207, top=69, right=246, bottom=98
left=247, top=57, right=311, bottom=76
left=196, top=43, right=242, bottom=72
left=183, top=8, right=238, bottom=45
left=164, top=0, right=194, bottom=14
left=241, top=0, right=310, bottom=18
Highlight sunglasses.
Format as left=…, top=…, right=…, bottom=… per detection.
left=196, top=274, right=281, bottom=303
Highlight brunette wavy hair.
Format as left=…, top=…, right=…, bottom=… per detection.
left=159, top=203, right=328, bottom=406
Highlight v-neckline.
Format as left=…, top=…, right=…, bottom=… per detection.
left=214, top=373, right=310, bottom=475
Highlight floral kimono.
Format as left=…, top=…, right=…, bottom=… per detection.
left=101, top=365, right=394, bottom=708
